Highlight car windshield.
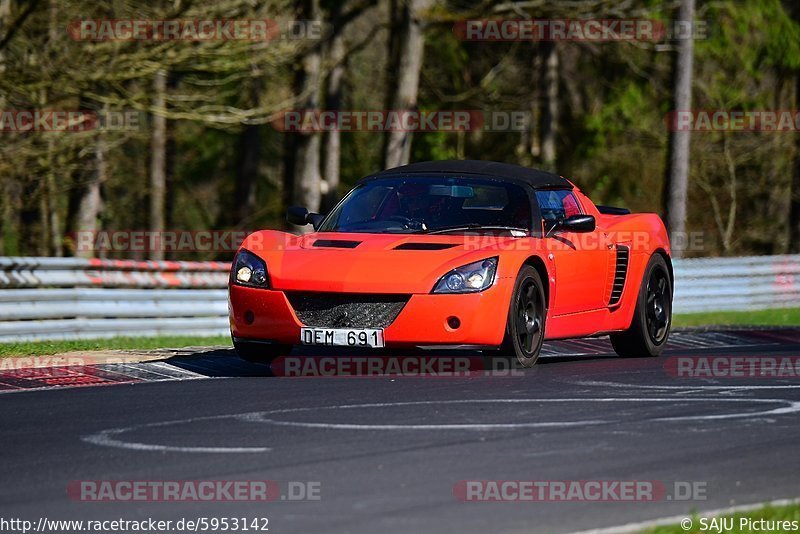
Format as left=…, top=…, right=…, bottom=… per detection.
left=318, top=176, right=532, bottom=234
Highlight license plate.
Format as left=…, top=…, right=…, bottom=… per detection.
left=300, top=328, right=385, bottom=348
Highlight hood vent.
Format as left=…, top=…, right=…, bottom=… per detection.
left=312, top=239, right=361, bottom=249
left=394, top=242, right=458, bottom=251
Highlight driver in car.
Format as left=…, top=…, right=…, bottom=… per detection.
left=396, top=182, right=433, bottom=230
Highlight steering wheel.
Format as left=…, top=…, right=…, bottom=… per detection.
left=386, top=215, right=425, bottom=230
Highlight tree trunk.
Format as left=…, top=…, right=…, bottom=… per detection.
left=234, top=122, right=260, bottom=225
left=285, top=0, right=323, bottom=221
left=788, top=0, right=800, bottom=253
left=150, top=69, right=167, bottom=260
left=382, top=0, right=432, bottom=169
left=0, top=0, right=9, bottom=77
left=70, top=137, right=105, bottom=259
left=540, top=41, right=558, bottom=172
left=19, top=179, right=42, bottom=255
left=322, top=25, right=346, bottom=213
left=790, top=73, right=800, bottom=252
left=45, top=141, right=63, bottom=256
left=165, top=74, right=177, bottom=238
left=215, top=78, right=262, bottom=230
left=44, top=0, right=62, bottom=256
left=38, top=188, right=48, bottom=255
left=1, top=178, right=20, bottom=255
left=515, top=44, right=541, bottom=167
left=282, top=121, right=297, bottom=221
left=292, top=50, right=323, bottom=214
left=662, top=0, right=696, bottom=258
left=66, top=96, right=105, bottom=258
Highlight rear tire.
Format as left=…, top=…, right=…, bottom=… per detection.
left=496, top=265, right=547, bottom=368
left=233, top=339, right=291, bottom=364
left=610, top=254, right=672, bottom=358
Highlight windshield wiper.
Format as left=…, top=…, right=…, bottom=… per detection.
left=423, top=225, right=529, bottom=235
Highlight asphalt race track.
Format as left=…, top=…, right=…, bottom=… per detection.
left=1, top=328, right=799, bottom=534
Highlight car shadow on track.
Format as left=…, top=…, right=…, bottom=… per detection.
left=160, top=343, right=620, bottom=379
left=155, top=327, right=800, bottom=380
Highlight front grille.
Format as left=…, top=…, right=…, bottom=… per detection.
left=286, top=292, right=409, bottom=328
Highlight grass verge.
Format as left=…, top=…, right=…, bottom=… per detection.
left=0, top=335, right=232, bottom=358
left=673, top=307, right=800, bottom=328
left=643, top=501, right=800, bottom=533
left=0, top=308, right=797, bottom=358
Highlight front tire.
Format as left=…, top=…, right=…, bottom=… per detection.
left=610, top=254, right=672, bottom=358
left=498, top=265, right=547, bottom=368
left=233, top=339, right=291, bottom=364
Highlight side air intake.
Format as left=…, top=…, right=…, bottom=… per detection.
left=609, top=245, right=629, bottom=306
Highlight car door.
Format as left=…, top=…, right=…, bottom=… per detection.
left=535, top=189, right=610, bottom=315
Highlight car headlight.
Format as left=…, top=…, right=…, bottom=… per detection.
left=231, top=249, right=269, bottom=288
left=432, top=257, right=498, bottom=294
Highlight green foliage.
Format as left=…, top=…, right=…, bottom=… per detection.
left=674, top=307, right=800, bottom=327
left=0, top=0, right=798, bottom=259
left=0, top=336, right=232, bottom=358
left=413, top=130, right=460, bottom=161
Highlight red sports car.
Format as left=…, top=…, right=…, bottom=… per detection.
left=229, top=160, right=673, bottom=367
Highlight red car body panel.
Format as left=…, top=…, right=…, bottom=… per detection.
left=229, top=178, right=671, bottom=349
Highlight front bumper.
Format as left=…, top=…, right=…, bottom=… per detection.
left=229, top=282, right=512, bottom=347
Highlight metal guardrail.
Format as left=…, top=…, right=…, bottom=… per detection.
left=672, top=254, right=799, bottom=313
left=0, top=258, right=229, bottom=342
left=0, top=254, right=797, bottom=342
left=0, top=257, right=229, bottom=288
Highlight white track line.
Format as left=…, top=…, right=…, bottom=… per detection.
left=83, top=397, right=800, bottom=452
left=572, top=380, right=800, bottom=391
left=241, top=397, right=800, bottom=430
left=243, top=418, right=609, bottom=431
left=82, top=414, right=270, bottom=453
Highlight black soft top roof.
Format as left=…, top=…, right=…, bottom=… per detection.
left=365, top=160, right=572, bottom=190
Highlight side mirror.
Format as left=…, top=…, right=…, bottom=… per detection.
left=559, top=214, right=596, bottom=233
left=546, top=214, right=596, bottom=236
left=287, top=206, right=324, bottom=230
